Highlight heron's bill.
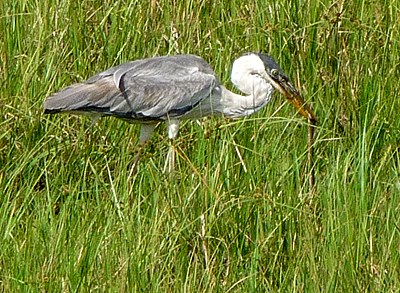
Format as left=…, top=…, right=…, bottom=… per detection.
left=261, top=71, right=317, bottom=122
left=283, top=85, right=317, bottom=122
left=277, top=80, right=317, bottom=122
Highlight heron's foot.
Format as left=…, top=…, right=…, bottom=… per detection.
left=128, top=141, right=151, bottom=176
left=129, top=153, right=142, bottom=177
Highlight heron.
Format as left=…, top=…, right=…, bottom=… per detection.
left=44, top=53, right=317, bottom=173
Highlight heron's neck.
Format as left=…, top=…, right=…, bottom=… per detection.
left=220, top=82, right=274, bottom=118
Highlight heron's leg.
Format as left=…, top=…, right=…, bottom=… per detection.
left=129, top=123, right=157, bottom=176
left=165, top=140, right=176, bottom=174
left=163, top=119, right=180, bottom=174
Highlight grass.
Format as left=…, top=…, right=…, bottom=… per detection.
left=1, top=0, right=400, bottom=291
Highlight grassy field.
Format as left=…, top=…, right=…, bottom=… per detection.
left=1, top=0, right=400, bottom=291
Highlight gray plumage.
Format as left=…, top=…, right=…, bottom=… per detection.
left=44, top=55, right=220, bottom=122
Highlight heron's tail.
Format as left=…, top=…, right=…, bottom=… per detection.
left=43, top=79, right=118, bottom=114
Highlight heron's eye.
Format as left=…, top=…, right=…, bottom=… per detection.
left=271, top=69, right=279, bottom=77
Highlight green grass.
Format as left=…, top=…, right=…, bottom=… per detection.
left=1, top=0, right=400, bottom=291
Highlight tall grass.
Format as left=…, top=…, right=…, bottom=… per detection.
left=1, top=0, right=400, bottom=291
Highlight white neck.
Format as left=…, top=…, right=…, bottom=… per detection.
left=179, top=78, right=274, bottom=120
left=220, top=80, right=274, bottom=118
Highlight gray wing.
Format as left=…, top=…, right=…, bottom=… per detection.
left=44, top=55, right=219, bottom=121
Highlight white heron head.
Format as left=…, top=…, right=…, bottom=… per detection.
left=231, top=53, right=317, bottom=121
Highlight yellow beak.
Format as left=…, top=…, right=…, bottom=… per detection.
left=280, top=80, right=317, bottom=122
left=262, top=72, right=317, bottom=122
